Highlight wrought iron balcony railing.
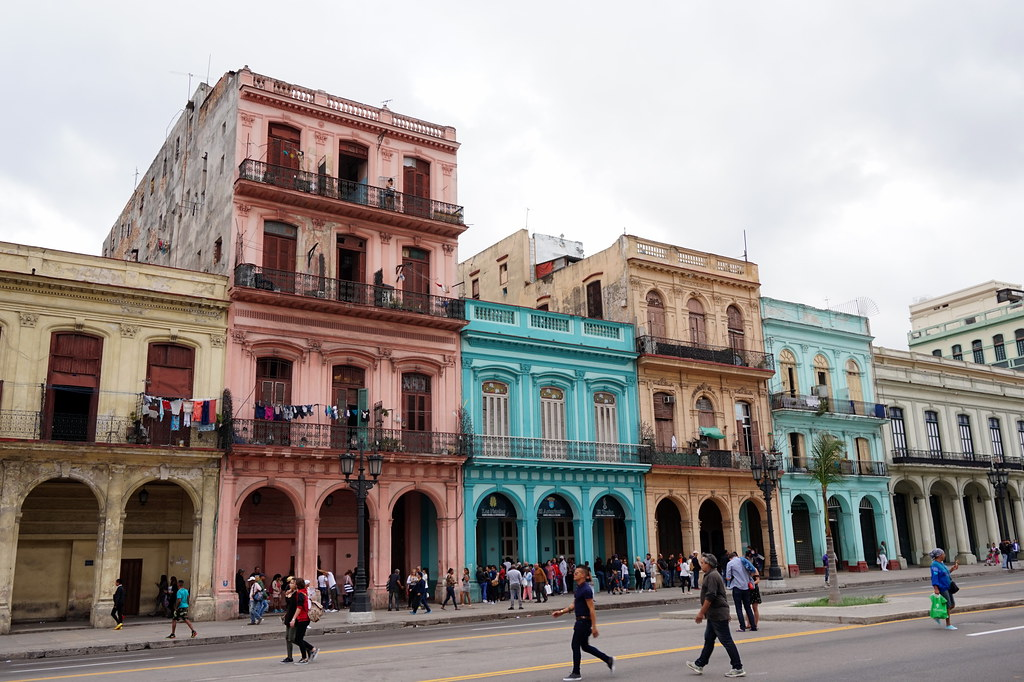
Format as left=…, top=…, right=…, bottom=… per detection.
left=636, top=335, right=773, bottom=370
left=238, top=159, right=465, bottom=225
left=890, top=449, right=1023, bottom=469
left=783, top=458, right=888, bottom=476
left=0, top=410, right=218, bottom=447
left=639, top=448, right=753, bottom=470
left=471, top=435, right=642, bottom=464
left=234, top=264, right=466, bottom=320
left=770, top=393, right=888, bottom=419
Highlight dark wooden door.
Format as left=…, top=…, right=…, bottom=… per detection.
left=403, top=158, right=431, bottom=217
left=262, top=231, right=297, bottom=293
left=44, top=333, right=102, bottom=441
left=145, top=344, right=194, bottom=446
left=119, top=558, right=144, bottom=616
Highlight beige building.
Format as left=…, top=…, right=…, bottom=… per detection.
left=460, top=232, right=781, bottom=564
left=0, top=243, right=228, bottom=632
left=874, top=347, right=1024, bottom=565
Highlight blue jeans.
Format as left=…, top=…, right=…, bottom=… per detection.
left=250, top=598, right=267, bottom=623
left=695, top=618, right=742, bottom=670
left=732, top=587, right=755, bottom=630
left=479, top=582, right=489, bottom=602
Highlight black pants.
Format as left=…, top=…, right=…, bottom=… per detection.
left=293, top=620, right=313, bottom=660
left=110, top=606, right=123, bottom=625
left=442, top=586, right=458, bottom=608
left=570, top=619, right=611, bottom=675
left=695, top=618, right=742, bottom=670
left=388, top=590, right=402, bottom=610
left=680, top=576, right=691, bottom=592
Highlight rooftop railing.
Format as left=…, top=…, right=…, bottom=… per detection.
left=238, top=160, right=465, bottom=225
left=770, top=393, right=888, bottom=419
left=636, top=335, right=774, bottom=370
left=234, top=264, right=465, bottom=321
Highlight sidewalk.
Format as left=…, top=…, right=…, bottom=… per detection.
left=0, top=564, right=1014, bottom=661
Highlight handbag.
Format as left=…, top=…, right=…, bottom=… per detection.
left=948, top=580, right=960, bottom=594
left=544, top=583, right=553, bottom=595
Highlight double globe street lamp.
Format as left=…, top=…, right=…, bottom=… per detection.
left=339, top=435, right=383, bottom=620
left=751, top=449, right=785, bottom=581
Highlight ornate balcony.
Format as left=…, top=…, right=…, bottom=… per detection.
left=0, top=410, right=219, bottom=448
left=231, top=420, right=469, bottom=456
left=890, top=449, right=1023, bottom=469
left=639, top=448, right=753, bottom=470
left=636, top=335, right=773, bottom=371
left=783, top=457, right=888, bottom=476
left=236, top=160, right=466, bottom=237
left=232, top=264, right=466, bottom=328
left=770, top=393, right=888, bottom=419
left=471, top=435, right=642, bottom=465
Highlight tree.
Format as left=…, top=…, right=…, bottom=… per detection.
left=810, top=431, right=846, bottom=605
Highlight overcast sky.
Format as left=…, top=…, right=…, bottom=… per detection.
left=4, top=2, right=1022, bottom=350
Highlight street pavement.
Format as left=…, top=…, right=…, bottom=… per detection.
left=1, top=563, right=1018, bottom=661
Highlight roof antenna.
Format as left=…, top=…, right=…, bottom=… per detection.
left=742, top=229, right=749, bottom=262
left=381, top=99, right=392, bottom=109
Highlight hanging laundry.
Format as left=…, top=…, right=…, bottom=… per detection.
left=193, top=400, right=204, bottom=422
left=170, top=399, right=183, bottom=416
left=170, top=415, right=180, bottom=431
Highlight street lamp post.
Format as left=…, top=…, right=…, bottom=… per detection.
left=339, top=436, right=384, bottom=620
left=751, top=449, right=785, bottom=581
left=987, top=462, right=1010, bottom=540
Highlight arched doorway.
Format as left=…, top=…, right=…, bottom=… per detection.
left=592, top=495, right=627, bottom=561
left=827, top=495, right=845, bottom=569
left=237, top=487, right=297, bottom=581
left=740, top=500, right=764, bottom=556
left=859, top=498, right=879, bottom=567
left=698, top=500, right=724, bottom=561
left=790, top=495, right=816, bottom=573
left=656, top=498, right=683, bottom=557
left=391, top=491, right=438, bottom=589
left=537, top=494, right=575, bottom=562
left=14, top=480, right=100, bottom=623
left=476, top=492, right=519, bottom=567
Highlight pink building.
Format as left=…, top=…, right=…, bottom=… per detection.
left=104, top=67, right=468, bottom=617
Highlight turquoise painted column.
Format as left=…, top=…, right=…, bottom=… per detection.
left=518, top=365, right=533, bottom=436
left=516, top=517, right=527, bottom=563
left=523, top=485, right=539, bottom=562
left=573, top=518, right=586, bottom=565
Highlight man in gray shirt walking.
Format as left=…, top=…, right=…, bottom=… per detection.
left=686, top=554, right=745, bottom=678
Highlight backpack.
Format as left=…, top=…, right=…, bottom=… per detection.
left=307, top=597, right=325, bottom=622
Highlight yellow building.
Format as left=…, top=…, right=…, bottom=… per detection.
left=460, top=231, right=781, bottom=564
left=0, top=243, right=228, bottom=632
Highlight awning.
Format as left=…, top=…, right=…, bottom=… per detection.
left=699, top=427, right=726, bottom=440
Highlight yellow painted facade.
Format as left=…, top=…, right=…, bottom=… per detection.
left=0, top=243, right=228, bottom=632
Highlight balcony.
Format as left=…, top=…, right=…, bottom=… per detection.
left=0, top=410, right=219, bottom=448
left=890, top=449, right=1023, bottom=469
left=233, top=264, right=466, bottom=328
left=639, top=448, right=753, bottom=470
left=471, top=435, right=643, bottom=465
left=636, top=335, right=773, bottom=371
left=770, top=393, right=888, bottom=419
left=236, top=160, right=466, bottom=238
left=783, top=457, right=888, bottom=476
left=231, top=420, right=469, bottom=456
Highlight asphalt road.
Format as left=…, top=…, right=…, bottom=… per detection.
left=3, top=576, right=1022, bottom=682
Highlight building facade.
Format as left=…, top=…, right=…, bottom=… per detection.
left=460, top=300, right=647, bottom=583
left=460, top=233, right=779, bottom=564
left=761, top=298, right=892, bottom=576
left=874, top=347, right=1024, bottom=565
left=103, top=67, right=468, bottom=615
left=0, top=243, right=228, bottom=632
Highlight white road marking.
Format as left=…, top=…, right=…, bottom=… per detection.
left=10, top=656, right=174, bottom=673
left=967, top=625, right=1024, bottom=637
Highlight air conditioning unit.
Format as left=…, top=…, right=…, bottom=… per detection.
left=813, top=385, right=829, bottom=398
left=663, top=395, right=676, bottom=404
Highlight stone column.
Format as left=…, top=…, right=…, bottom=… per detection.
left=917, top=495, right=935, bottom=565
left=0, top=461, right=26, bottom=634
left=93, top=466, right=126, bottom=628
left=950, top=492, right=974, bottom=564
left=982, top=497, right=999, bottom=550
left=191, top=469, right=219, bottom=621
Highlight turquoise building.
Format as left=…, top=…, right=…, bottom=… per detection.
left=761, top=298, right=894, bottom=575
left=461, top=300, right=649, bottom=578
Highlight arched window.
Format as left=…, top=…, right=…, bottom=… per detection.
left=540, top=386, right=566, bottom=440
left=645, top=290, right=666, bottom=338
left=593, top=392, right=618, bottom=444
left=971, top=340, right=984, bottom=364
left=402, top=372, right=432, bottom=432
left=696, top=396, right=715, bottom=427
left=481, top=381, right=509, bottom=436
left=779, top=349, right=798, bottom=397
left=889, top=407, right=908, bottom=453
left=994, top=334, right=1006, bottom=362
left=1015, top=329, right=1024, bottom=356
left=268, top=123, right=301, bottom=170
left=845, top=359, right=864, bottom=404
left=687, top=298, right=706, bottom=345
left=925, top=410, right=942, bottom=453
left=812, top=354, right=831, bottom=400
left=256, top=357, right=292, bottom=404
left=727, top=305, right=744, bottom=351
left=951, top=344, right=963, bottom=361
left=789, top=432, right=806, bottom=469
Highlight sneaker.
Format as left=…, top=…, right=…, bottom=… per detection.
left=295, top=659, right=308, bottom=665
left=281, top=658, right=293, bottom=663
left=607, top=656, right=616, bottom=675
left=190, top=631, right=198, bottom=638
left=310, top=648, right=319, bottom=661
left=562, top=674, right=582, bottom=681
left=686, top=661, right=704, bottom=675
left=507, top=607, right=514, bottom=611
left=113, top=623, right=123, bottom=630
left=724, top=669, right=746, bottom=678
left=519, top=606, right=524, bottom=610
left=165, top=634, right=175, bottom=639
left=946, top=625, right=958, bottom=630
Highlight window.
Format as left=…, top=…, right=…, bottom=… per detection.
left=1018, top=421, right=1024, bottom=457
left=789, top=432, right=806, bottom=468
left=779, top=349, right=798, bottom=397
left=403, top=157, right=431, bottom=217
left=813, top=354, right=832, bottom=399
left=338, top=141, right=369, bottom=185
left=471, top=279, right=480, bottom=300
left=499, top=263, right=508, bottom=286
left=957, top=414, right=974, bottom=456
left=268, top=123, right=301, bottom=170
left=687, top=298, right=706, bottom=345
left=401, top=373, right=432, bottom=431
left=213, top=237, right=222, bottom=264
left=262, top=221, right=297, bottom=291
left=994, top=335, right=1006, bottom=362
left=696, top=396, right=715, bottom=427
left=845, top=359, right=864, bottom=403
left=727, top=305, right=744, bottom=351
left=735, top=401, right=754, bottom=453
left=925, top=410, right=942, bottom=453
left=481, top=381, right=509, bottom=436
left=932, top=349, right=942, bottom=357
left=45, top=332, right=103, bottom=442
left=952, top=344, right=963, bottom=361
left=889, top=407, right=907, bottom=453
left=256, top=358, right=292, bottom=404
left=586, top=280, right=603, bottom=319
left=146, top=343, right=196, bottom=446
left=645, top=290, right=666, bottom=338
left=1016, top=329, right=1024, bottom=356
left=972, top=340, right=984, bottom=363
left=593, top=392, right=618, bottom=443
left=540, top=387, right=566, bottom=440
left=990, top=418, right=1004, bottom=458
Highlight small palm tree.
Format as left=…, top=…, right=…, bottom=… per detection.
left=810, top=432, right=846, bottom=605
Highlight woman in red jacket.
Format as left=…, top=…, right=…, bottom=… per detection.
left=290, top=578, right=318, bottom=664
